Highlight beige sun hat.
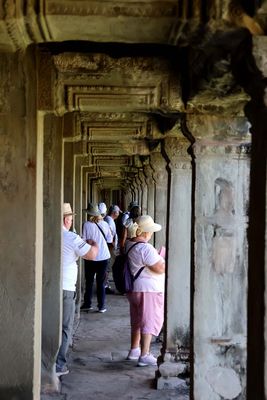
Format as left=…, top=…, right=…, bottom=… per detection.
left=135, top=215, right=161, bottom=233
left=83, top=202, right=101, bottom=216
left=63, top=203, right=75, bottom=216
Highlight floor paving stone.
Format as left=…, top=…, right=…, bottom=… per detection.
left=42, top=289, right=189, bottom=400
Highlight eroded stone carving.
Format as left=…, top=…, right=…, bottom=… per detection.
left=53, top=54, right=102, bottom=72
left=208, top=178, right=236, bottom=274
left=164, top=137, right=192, bottom=170
left=206, top=366, right=242, bottom=399
left=66, top=84, right=159, bottom=112
left=46, top=1, right=178, bottom=18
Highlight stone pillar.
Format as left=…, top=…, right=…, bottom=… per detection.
left=63, top=141, right=74, bottom=205
left=42, top=114, right=63, bottom=394
left=131, top=177, right=139, bottom=204
left=143, top=162, right=155, bottom=220
left=192, top=117, right=251, bottom=400
left=124, top=186, right=132, bottom=210
left=265, top=157, right=267, bottom=399
left=156, top=135, right=192, bottom=389
left=0, top=50, right=42, bottom=399
left=74, top=154, right=88, bottom=234
left=91, top=178, right=99, bottom=203
left=248, top=37, right=267, bottom=400
left=151, top=150, right=168, bottom=250
left=139, top=170, right=148, bottom=215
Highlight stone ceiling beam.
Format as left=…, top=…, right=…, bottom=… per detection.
left=1, top=1, right=266, bottom=52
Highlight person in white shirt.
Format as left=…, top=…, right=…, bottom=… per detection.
left=124, top=215, right=165, bottom=367
left=81, top=203, right=113, bottom=313
left=56, top=203, right=98, bottom=377
left=104, top=205, right=121, bottom=293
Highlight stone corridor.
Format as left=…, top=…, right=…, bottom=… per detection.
left=41, top=289, right=189, bottom=400
left=0, top=1, right=267, bottom=399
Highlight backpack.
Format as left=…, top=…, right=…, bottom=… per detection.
left=112, top=242, right=145, bottom=294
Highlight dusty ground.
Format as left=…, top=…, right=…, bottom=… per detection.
left=42, top=289, right=189, bottom=400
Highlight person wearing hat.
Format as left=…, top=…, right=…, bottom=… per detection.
left=120, top=204, right=141, bottom=251
left=124, top=215, right=165, bottom=367
left=121, top=200, right=139, bottom=226
left=81, top=203, right=113, bottom=313
left=98, top=202, right=107, bottom=217
left=104, top=205, right=121, bottom=293
left=56, top=203, right=98, bottom=377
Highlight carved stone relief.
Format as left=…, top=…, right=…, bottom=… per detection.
left=164, top=136, right=192, bottom=170
left=208, top=178, right=237, bottom=274
left=45, top=1, right=178, bottom=18
left=66, top=84, right=160, bottom=112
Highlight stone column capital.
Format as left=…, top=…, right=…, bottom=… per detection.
left=164, top=136, right=192, bottom=170
left=143, top=162, right=155, bottom=185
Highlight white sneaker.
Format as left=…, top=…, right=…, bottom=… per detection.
left=98, top=308, right=107, bottom=313
left=138, top=353, right=157, bottom=367
left=126, top=347, right=141, bottom=360
left=56, top=367, right=69, bottom=377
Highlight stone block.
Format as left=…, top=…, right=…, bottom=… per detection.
left=159, top=361, right=186, bottom=377
left=157, top=376, right=185, bottom=390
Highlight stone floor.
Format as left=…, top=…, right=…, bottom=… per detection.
left=42, top=288, right=189, bottom=400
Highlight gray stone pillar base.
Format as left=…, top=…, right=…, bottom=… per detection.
left=156, top=351, right=189, bottom=390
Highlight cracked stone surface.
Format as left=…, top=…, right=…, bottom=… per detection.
left=42, top=289, right=189, bottom=400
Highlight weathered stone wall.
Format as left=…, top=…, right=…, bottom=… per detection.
left=0, top=47, right=42, bottom=399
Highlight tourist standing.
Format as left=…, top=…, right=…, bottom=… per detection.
left=81, top=203, right=113, bottom=313
left=56, top=203, right=98, bottom=376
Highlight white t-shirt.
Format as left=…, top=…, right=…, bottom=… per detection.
left=104, top=215, right=118, bottom=249
left=62, top=227, right=91, bottom=291
left=121, top=212, right=130, bottom=226
left=125, top=240, right=165, bottom=292
left=82, top=220, right=112, bottom=261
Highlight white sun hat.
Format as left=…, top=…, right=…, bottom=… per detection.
left=135, top=215, right=161, bottom=233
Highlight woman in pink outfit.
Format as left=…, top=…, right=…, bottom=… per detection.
left=124, top=215, right=165, bottom=367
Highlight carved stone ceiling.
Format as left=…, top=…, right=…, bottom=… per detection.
left=0, top=0, right=180, bottom=52
left=3, top=1, right=265, bottom=189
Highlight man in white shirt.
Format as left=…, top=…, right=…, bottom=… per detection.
left=104, top=205, right=120, bottom=250
left=104, top=205, right=121, bottom=293
left=56, top=203, right=98, bottom=377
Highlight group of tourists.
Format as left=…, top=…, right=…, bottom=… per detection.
left=56, top=200, right=165, bottom=377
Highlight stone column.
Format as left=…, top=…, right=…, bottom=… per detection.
left=74, top=154, right=88, bottom=234
left=124, top=185, right=132, bottom=210
left=139, top=170, right=148, bottom=215
left=156, top=135, right=192, bottom=389
left=42, top=114, right=63, bottom=394
left=143, top=162, right=155, bottom=220
left=63, top=141, right=74, bottom=205
left=151, top=150, right=168, bottom=250
left=192, top=117, right=251, bottom=400
left=0, top=50, right=42, bottom=399
left=131, top=177, right=139, bottom=204
left=249, top=37, right=267, bottom=400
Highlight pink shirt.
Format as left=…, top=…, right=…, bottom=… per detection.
left=125, top=241, right=165, bottom=292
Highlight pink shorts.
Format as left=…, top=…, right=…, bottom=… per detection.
left=127, top=292, right=164, bottom=336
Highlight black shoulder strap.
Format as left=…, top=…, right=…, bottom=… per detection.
left=95, top=222, right=107, bottom=242
left=125, top=241, right=144, bottom=256
left=126, top=241, right=146, bottom=281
